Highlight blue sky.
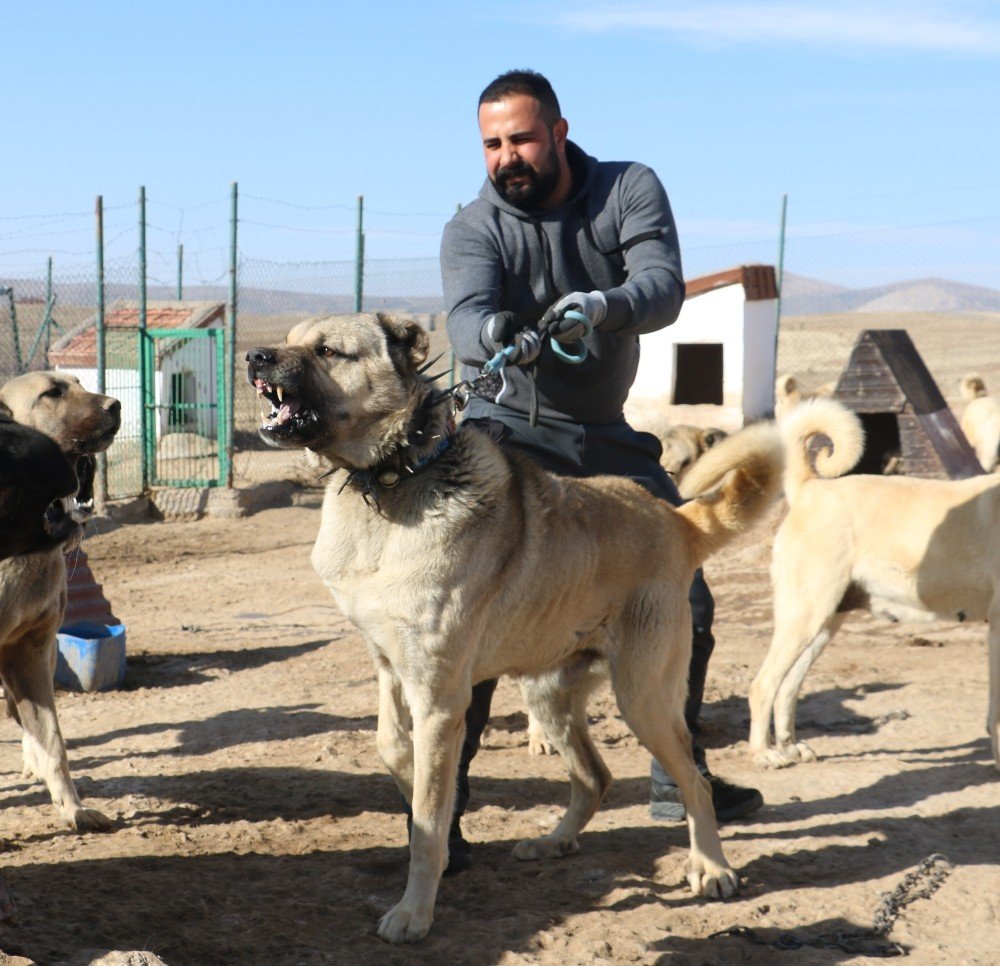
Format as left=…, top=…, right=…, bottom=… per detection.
left=3, top=1, right=999, bottom=290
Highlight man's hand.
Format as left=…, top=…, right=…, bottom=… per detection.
left=487, top=311, right=543, bottom=366
left=543, top=290, right=608, bottom=343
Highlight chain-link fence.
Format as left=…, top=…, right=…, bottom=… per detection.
left=3, top=197, right=999, bottom=498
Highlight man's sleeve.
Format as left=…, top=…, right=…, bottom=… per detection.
left=600, top=164, right=685, bottom=337
left=440, top=216, right=502, bottom=367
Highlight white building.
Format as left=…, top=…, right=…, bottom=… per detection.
left=630, top=265, right=779, bottom=426
left=48, top=301, right=226, bottom=441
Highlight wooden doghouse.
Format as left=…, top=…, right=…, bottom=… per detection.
left=833, top=329, right=982, bottom=479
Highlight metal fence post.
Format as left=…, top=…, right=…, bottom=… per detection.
left=139, top=186, right=150, bottom=493
left=177, top=242, right=184, bottom=300
left=225, top=180, right=238, bottom=488
left=354, top=195, right=364, bottom=312
left=772, top=193, right=788, bottom=404
left=95, top=196, right=108, bottom=510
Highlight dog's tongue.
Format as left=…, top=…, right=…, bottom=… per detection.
left=276, top=399, right=301, bottom=424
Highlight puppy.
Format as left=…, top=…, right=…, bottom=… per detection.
left=0, top=372, right=120, bottom=830
left=246, top=313, right=785, bottom=942
left=959, top=374, right=1000, bottom=472
left=749, top=396, right=1000, bottom=772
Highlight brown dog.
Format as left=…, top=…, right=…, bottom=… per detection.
left=959, top=374, right=1000, bottom=473
left=749, top=396, right=1000, bottom=772
left=246, top=313, right=784, bottom=943
left=0, top=371, right=120, bottom=830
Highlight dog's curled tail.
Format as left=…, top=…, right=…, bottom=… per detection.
left=676, top=422, right=784, bottom=563
left=780, top=396, right=864, bottom=503
left=960, top=373, right=988, bottom=401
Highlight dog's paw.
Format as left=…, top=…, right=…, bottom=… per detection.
left=527, top=733, right=554, bottom=756
left=753, top=742, right=814, bottom=769
left=687, top=863, right=739, bottom=900
left=512, top=835, right=579, bottom=861
left=64, top=807, right=116, bottom=833
left=377, top=901, right=432, bottom=944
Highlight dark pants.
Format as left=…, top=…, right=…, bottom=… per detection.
left=452, top=407, right=715, bottom=823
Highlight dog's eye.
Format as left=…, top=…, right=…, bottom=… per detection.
left=42, top=386, right=64, bottom=398
left=317, top=345, right=357, bottom=360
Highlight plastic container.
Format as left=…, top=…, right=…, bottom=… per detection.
left=55, top=621, right=127, bottom=692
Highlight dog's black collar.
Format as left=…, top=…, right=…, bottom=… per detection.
left=338, top=403, right=457, bottom=512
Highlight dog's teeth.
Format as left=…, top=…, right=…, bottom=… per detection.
left=276, top=386, right=284, bottom=403
left=256, top=388, right=264, bottom=398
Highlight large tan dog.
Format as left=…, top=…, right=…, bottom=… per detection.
left=959, top=374, right=1000, bottom=472
left=246, top=313, right=784, bottom=943
left=0, top=371, right=120, bottom=830
left=749, top=396, right=1000, bottom=772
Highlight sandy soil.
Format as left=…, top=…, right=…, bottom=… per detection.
left=1, top=482, right=999, bottom=964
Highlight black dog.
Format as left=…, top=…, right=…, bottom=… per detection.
left=0, top=414, right=82, bottom=561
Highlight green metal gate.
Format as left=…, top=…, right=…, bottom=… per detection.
left=141, top=327, right=230, bottom=487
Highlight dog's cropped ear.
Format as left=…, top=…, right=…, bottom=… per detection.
left=378, top=314, right=430, bottom=374
left=775, top=374, right=798, bottom=397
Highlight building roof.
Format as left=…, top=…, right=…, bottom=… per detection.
left=48, top=301, right=225, bottom=368
left=686, top=265, right=778, bottom=302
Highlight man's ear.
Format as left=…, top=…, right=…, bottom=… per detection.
left=377, top=314, right=430, bottom=374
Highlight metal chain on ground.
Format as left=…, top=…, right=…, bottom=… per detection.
left=709, top=853, right=953, bottom=958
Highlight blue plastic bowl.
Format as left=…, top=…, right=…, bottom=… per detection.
left=55, top=621, right=127, bottom=692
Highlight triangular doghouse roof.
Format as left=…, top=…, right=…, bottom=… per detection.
left=833, top=329, right=982, bottom=479
left=48, top=300, right=224, bottom=368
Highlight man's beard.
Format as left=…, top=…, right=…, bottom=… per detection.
left=494, top=145, right=561, bottom=210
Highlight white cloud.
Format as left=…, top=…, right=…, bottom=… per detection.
left=555, top=2, right=1000, bottom=55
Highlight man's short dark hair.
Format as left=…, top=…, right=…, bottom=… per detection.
left=478, top=70, right=562, bottom=125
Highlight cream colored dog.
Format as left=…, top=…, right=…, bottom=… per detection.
left=0, top=372, right=120, bottom=830
left=246, top=313, right=784, bottom=943
left=749, top=396, right=1000, bottom=772
left=773, top=373, right=834, bottom=422
left=959, top=374, right=1000, bottom=472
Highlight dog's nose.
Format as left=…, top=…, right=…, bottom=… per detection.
left=247, top=347, right=276, bottom=367
left=104, top=397, right=121, bottom=416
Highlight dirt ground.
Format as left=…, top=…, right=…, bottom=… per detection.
left=1, top=485, right=997, bottom=966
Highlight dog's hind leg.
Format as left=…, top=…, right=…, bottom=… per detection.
left=513, top=663, right=611, bottom=861
left=378, top=690, right=468, bottom=944
left=988, top=600, right=1000, bottom=772
left=0, top=632, right=113, bottom=832
left=376, top=663, right=414, bottom=805
left=750, top=549, right=851, bottom=768
left=612, top=640, right=738, bottom=900
left=770, top=614, right=847, bottom=764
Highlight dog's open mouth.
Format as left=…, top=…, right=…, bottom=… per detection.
left=253, top=378, right=319, bottom=441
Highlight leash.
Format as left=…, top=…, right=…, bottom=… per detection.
left=710, top=853, right=953, bottom=958
left=450, top=308, right=594, bottom=427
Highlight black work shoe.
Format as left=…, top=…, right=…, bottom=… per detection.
left=650, top=774, right=763, bottom=823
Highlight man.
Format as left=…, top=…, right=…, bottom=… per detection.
left=439, top=69, right=762, bottom=871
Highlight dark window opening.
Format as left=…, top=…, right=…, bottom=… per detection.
left=855, top=412, right=901, bottom=475
left=673, top=343, right=723, bottom=405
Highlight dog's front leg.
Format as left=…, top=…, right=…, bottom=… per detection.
left=1, top=636, right=113, bottom=832
left=377, top=702, right=466, bottom=944
left=376, top=664, right=414, bottom=804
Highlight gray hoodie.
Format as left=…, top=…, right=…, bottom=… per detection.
left=441, top=141, right=684, bottom=424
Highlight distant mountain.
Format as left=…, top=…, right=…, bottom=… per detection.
left=6, top=271, right=999, bottom=320
left=779, top=273, right=1000, bottom=315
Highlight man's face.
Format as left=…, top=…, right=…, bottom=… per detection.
left=478, top=94, right=568, bottom=210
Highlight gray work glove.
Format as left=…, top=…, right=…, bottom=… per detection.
left=486, top=311, right=543, bottom=366
left=542, top=290, right=608, bottom=343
